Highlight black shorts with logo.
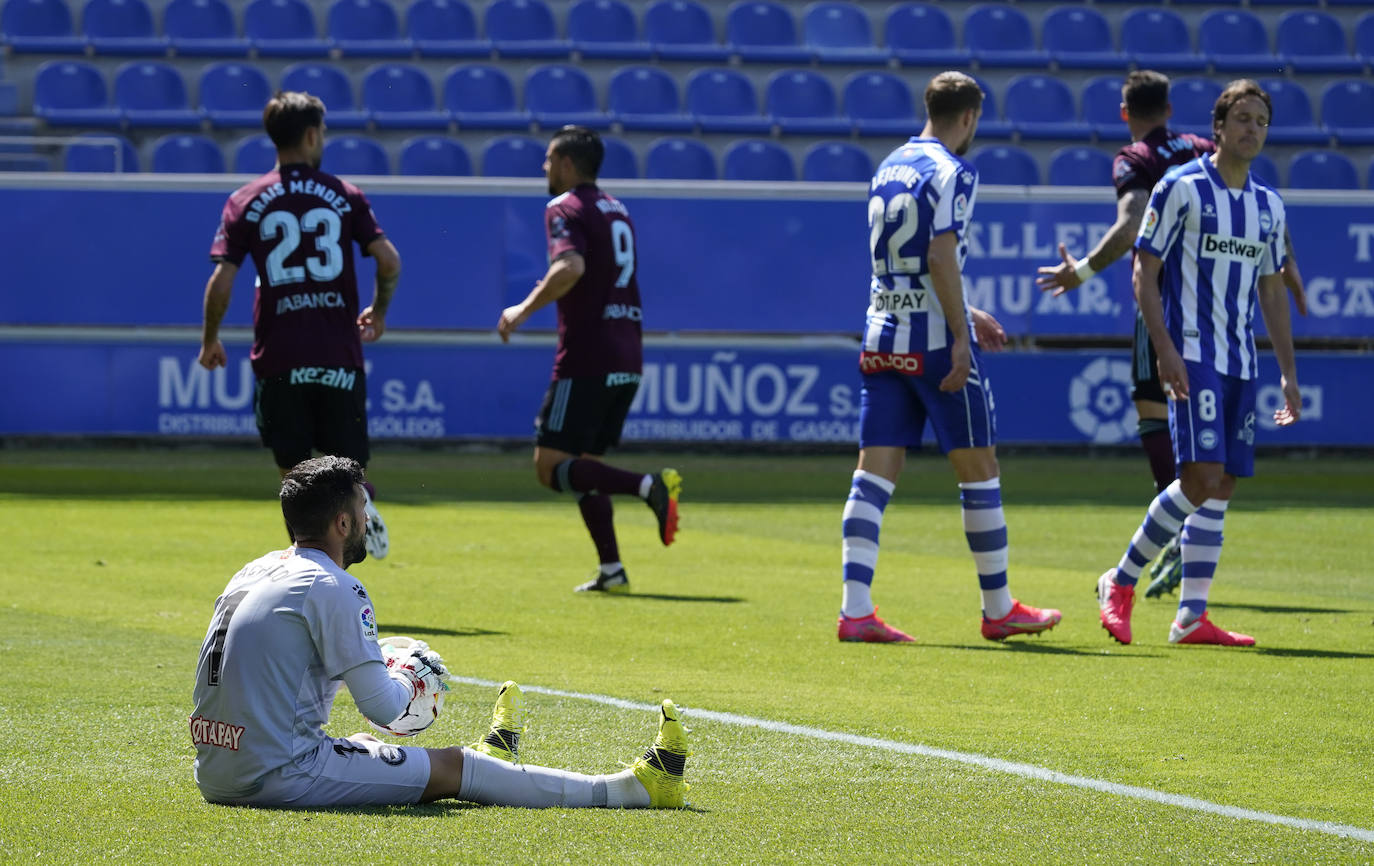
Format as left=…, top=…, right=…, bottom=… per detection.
left=535, top=374, right=640, bottom=455
left=1131, top=309, right=1167, bottom=405
left=254, top=365, right=369, bottom=470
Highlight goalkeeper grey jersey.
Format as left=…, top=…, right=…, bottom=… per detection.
left=190, top=546, right=384, bottom=800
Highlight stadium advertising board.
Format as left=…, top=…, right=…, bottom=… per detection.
left=0, top=178, right=1370, bottom=339
left=0, top=336, right=1359, bottom=446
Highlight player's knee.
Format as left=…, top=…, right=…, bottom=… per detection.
left=420, top=746, right=466, bottom=802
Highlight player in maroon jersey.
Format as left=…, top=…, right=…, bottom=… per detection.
left=1036, top=70, right=1305, bottom=596
left=497, top=126, right=679, bottom=594
left=198, top=91, right=401, bottom=559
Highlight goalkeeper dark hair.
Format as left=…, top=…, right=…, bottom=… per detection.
left=280, top=455, right=365, bottom=541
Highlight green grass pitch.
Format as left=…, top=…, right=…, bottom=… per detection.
left=2, top=447, right=1371, bottom=864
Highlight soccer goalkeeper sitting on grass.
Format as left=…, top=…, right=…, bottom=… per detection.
left=189, top=455, right=689, bottom=810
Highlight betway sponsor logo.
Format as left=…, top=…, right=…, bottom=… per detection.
left=860, top=351, right=924, bottom=376
left=602, top=303, right=642, bottom=321
left=1201, top=234, right=1264, bottom=262
left=277, top=291, right=344, bottom=315
left=868, top=288, right=929, bottom=315
left=289, top=365, right=356, bottom=390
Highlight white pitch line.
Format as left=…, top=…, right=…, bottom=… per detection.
left=450, top=675, right=1374, bottom=844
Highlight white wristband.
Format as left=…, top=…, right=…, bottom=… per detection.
left=1073, top=258, right=1097, bottom=283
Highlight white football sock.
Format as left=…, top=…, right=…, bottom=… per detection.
left=600, top=561, right=623, bottom=576
left=841, top=580, right=874, bottom=619
left=459, top=748, right=648, bottom=809
left=638, top=475, right=653, bottom=498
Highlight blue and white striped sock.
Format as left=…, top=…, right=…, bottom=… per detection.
left=960, top=478, right=1012, bottom=621
left=1177, top=498, right=1229, bottom=626
left=1116, top=480, right=1199, bottom=586
left=841, top=470, right=894, bottom=619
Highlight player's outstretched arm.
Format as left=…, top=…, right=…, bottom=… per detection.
left=928, top=232, right=971, bottom=392
left=1037, top=189, right=1149, bottom=295
left=1257, top=271, right=1301, bottom=426
left=199, top=261, right=238, bottom=370
left=359, top=238, right=401, bottom=343
left=498, top=252, right=585, bottom=342
left=1133, top=250, right=1188, bottom=401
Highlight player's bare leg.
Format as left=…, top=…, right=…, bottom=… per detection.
left=1137, top=397, right=1184, bottom=597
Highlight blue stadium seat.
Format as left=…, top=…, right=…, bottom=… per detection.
left=644, top=136, right=714, bottom=179
left=323, top=134, right=390, bottom=174
left=2, top=0, right=86, bottom=53
left=972, top=145, right=1038, bottom=186
left=151, top=133, right=225, bottom=171
left=481, top=134, right=544, bottom=177
left=163, top=0, right=248, bottom=56
left=1258, top=78, right=1328, bottom=146
left=765, top=69, right=849, bottom=135
left=1169, top=77, right=1223, bottom=138
left=64, top=132, right=139, bottom=171
left=524, top=64, right=610, bottom=129
left=1047, top=146, right=1112, bottom=187
left=607, top=65, right=692, bottom=132
left=1249, top=152, right=1279, bottom=188
left=643, top=0, right=728, bottom=61
left=963, top=4, right=1048, bottom=68
left=199, top=62, right=273, bottom=127
left=232, top=133, right=276, bottom=173
left=685, top=67, right=770, bottom=134
left=281, top=63, right=369, bottom=128
left=803, top=2, right=885, bottom=65
left=1355, top=13, right=1374, bottom=67
left=362, top=63, right=448, bottom=129
left=801, top=141, right=872, bottom=182
left=328, top=0, right=412, bottom=57
left=398, top=135, right=472, bottom=175
left=1276, top=11, right=1363, bottom=74
left=598, top=134, right=637, bottom=178
left=115, top=61, right=201, bottom=127
left=723, top=138, right=794, bottom=181
left=568, top=0, right=650, bottom=59
left=884, top=3, right=968, bottom=67
left=407, top=0, right=488, bottom=57
left=1042, top=7, right=1119, bottom=70
left=1287, top=150, right=1357, bottom=190
left=726, top=1, right=810, bottom=63
left=33, top=60, right=122, bottom=126
left=244, top=0, right=329, bottom=57
left=486, top=0, right=567, bottom=58
left=1004, top=74, right=1090, bottom=140
left=1081, top=75, right=1125, bottom=137
left=1369, top=157, right=1374, bottom=192
left=1321, top=79, right=1374, bottom=146
left=1199, top=11, right=1278, bottom=73
left=83, top=0, right=167, bottom=55
left=444, top=64, right=531, bottom=129
left=844, top=71, right=919, bottom=138
left=1121, top=10, right=1205, bottom=72
left=971, top=74, right=1012, bottom=140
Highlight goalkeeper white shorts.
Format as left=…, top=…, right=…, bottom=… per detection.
left=205, top=735, right=431, bottom=808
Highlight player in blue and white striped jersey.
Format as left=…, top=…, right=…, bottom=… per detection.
left=837, top=71, right=1062, bottom=644
left=1098, top=80, right=1302, bottom=648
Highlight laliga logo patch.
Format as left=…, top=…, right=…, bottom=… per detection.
left=1143, top=207, right=1159, bottom=237
left=953, top=193, right=969, bottom=221
left=360, top=606, right=378, bottom=640
left=1113, top=160, right=1132, bottom=181
left=1068, top=358, right=1138, bottom=444
left=1199, top=430, right=1219, bottom=450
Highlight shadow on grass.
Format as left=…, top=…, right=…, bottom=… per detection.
left=381, top=624, right=507, bottom=637
left=918, top=642, right=1163, bottom=658
left=286, top=800, right=710, bottom=816
left=1208, top=602, right=1360, bottom=615
left=1252, top=646, right=1374, bottom=660
left=578, top=593, right=746, bottom=604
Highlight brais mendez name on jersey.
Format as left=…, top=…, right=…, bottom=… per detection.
left=242, top=178, right=355, bottom=224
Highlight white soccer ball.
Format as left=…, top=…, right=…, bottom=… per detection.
left=368, top=636, right=446, bottom=738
